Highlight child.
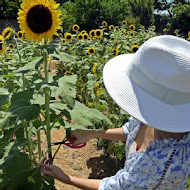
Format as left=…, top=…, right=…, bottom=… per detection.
left=40, top=35, right=190, bottom=190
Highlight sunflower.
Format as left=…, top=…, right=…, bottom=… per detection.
left=108, top=25, right=114, bottom=31
left=122, top=20, right=127, bottom=25
left=65, top=32, right=73, bottom=42
left=88, top=47, right=95, bottom=55
left=72, top=24, right=80, bottom=32
left=81, top=30, right=87, bottom=34
left=82, top=33, right=89, bottom=41
left=130, top=31, right=135, bottom=37
left=0, top=43, right=4, bottom=55
left=89, top=29, right=96, bottom=38
left=94, top=81, right=100, bottom=92
left=9, top=43, right=15, bottom=50
left=61, top=38, right=66, bottom=43
left=95, top=29, right=103, bottom=39
left=6, top=54, right=12, bottom=61
left=102, top=21, right=107, bottom=28
left=112, top=47, right=119, bottom=57
left=121, top=29, right=126, bottom=35
left=17, top=0, right=62, bottom=43
left=188, top=31, right=190, bottom=38
left=2, top=27, right=13, bottom=39
left=77, top=33, right=83, bottom=40
left=0, top=35, right=4, bottom=43
left=129, top=24, right=136, bottom=31
left=130, top=44, right=139, bottom=53
left=64, top=71, right=74, bottom=75
left=115, top=26, right=119, bottom=31
left=92, top=63, right=98, bottom=75
left=17, top=31, right=24, bottom=39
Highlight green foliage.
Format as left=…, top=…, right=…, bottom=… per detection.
left=169, top=3, right=190, bottom=37
left=128, top=0, right=154, bottom=29
left=61, top=0, right=130, bottom=31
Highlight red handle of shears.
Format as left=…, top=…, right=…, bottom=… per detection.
left=64, top=137, right=86, bottom=149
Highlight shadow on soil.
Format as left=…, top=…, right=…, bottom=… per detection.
left=86, top=154, right=125, bottom=179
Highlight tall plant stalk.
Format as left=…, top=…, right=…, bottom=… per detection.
left=44, top=47, right=52, bottom=163
left=14, top=36, right=34, bottom=166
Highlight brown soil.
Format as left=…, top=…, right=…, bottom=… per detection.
left=41, top=127, right=119, bottom=190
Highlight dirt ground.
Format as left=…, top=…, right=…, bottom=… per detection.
left=41, top=127, right=120, bottom=190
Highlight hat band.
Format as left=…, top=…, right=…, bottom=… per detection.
left=127, top=61, right=190, bottom=105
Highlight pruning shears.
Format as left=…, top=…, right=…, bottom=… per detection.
left=51, top=137, right=86, bottom=149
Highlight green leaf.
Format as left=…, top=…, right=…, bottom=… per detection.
left=70, top=101, right=112, bottom=127
left=9, top=90, right=40, bottom=121
left=55, top=75, right=77, bottom=107
left=50, top=102, right=68, bottom=114
left=0, top=88, right=9, bottom=107
left=4, top=151, right=42, bottom=190
left=9, top=100, right=40, bottom=121
left=16, top=57, right=43, bottom=74
left=51, top=52, right=73, bottom=62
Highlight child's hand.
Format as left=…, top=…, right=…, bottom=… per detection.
left=71, top=129, right=93, bottom=146
left=40, top=158, right=70, bottom=183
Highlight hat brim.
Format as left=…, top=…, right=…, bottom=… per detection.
left=103, top=54, right=190, bottom=132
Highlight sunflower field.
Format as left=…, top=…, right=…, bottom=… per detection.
left=0, top=0, right=190, bottom=189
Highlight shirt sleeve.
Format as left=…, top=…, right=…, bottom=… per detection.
left=122, top=116, right=141, bottom=138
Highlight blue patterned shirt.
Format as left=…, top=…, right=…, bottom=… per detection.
left=99, top=117, right=190, bottom=190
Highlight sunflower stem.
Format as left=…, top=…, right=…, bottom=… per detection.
left=24, top=121, right=33, bottom=168
left=37, top=130, right=42, bottom=161
left=44, top=44, right=52, bottom=163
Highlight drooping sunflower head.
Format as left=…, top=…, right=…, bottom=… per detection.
left=77, top=33, right=83, bottom=40
left=17, top=0, right=62, bottom=43
left=82, top=33, right=89, bottom=41
left=108, top=25, right=114, bottom=31
left=72, top=24, right=80, bottom=32
left=129, top=24, right=136, bottom=31
left=102, top=21, right=107, bottom=28
left=0, top=35, right=4, bottom=44
left=9, top=43, right=15, bottom=50
left=88, top=47, right=96, bottom=55
left=89, top=30, right=96, bottom=38
left=95, top=29, right=103, bottom=39
left=122, top=20, right=127, bottom=26
left=130, top=44, right=139, bottom=53
left=0, top=43, right=4, bottom=55
left=2, top=27, right=13, bottom=39
left=112, top=47, right=119, bottom=57
left=121, top=29, right=126, bottom=35
left=92, top=62, right=98, bottom=75
left=64, top=32, right=73, bottom=42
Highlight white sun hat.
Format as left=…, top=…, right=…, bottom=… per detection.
left=103, top=35, right=190, bottom=132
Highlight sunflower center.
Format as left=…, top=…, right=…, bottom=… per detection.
left=18, top=32, right=23, bottom=38
left=133, top=47, right=138, bottom=52
left=27, top=5, right=52, bottom=33
left=74, top=26, right=78, bottom=30
left=90, top=49, right=94, bottom=53
left=0, top=43, right=3, bottom=50
left=84, top=35, right=88, bottom=39
left=4, top=30, right=10, bottom=37
left=96, top=31, right=101, bottom=36
left=67, top=35, right=71, bottom=39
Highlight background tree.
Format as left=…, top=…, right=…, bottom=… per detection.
left=61, top=0, right=130, bottom=32
left=128, top=0, right=154, bottom=29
